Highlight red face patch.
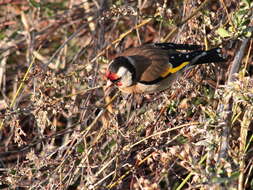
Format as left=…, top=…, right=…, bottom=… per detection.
left=106, top=71, right=120, bottom=81
left=106, top=71, right=122, bottom=86
left=116, top=81, right=122, bottom=86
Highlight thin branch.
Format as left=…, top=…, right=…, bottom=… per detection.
left=228, top=38, right=250, bottom=82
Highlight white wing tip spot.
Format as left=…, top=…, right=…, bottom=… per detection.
left=201, top=52, right=207, bottom=56
left=216, top=48, right=224, bottom=58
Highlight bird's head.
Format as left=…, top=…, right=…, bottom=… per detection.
left=106, top=56, right=135, bottom=88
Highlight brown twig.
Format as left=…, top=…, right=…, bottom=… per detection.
left=228, top=38, right=250, bottom=82
left=215, top=27, right=252, bottom=189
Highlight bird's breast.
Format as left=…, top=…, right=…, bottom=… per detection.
left=119, top=72, right=180, bottom=94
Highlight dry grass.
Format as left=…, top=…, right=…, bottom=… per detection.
left=0, top=0, right=252, bottom=189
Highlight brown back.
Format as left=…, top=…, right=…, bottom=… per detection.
left=119, top=44, right=177, bottom=82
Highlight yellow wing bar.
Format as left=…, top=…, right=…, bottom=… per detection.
left=160, top=61, right=190, bottom=77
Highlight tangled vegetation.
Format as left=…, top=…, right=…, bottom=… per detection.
left=0, top=0, right=252, bottom=189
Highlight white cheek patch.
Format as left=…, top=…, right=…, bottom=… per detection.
left=117, top=67, right=129, bottom=77
left=116, top=66, right=133, bottom=87
left=117, top=66, right=128, bottom=77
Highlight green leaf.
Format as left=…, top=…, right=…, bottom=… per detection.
left=241, top=0, right=252, bottom=7
left=216, top=28, right=231, bottom=38
left=0, top=32, right=5, bottom=40
left=29, top=0, right=41, bottom=8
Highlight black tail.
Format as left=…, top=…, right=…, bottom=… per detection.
left=190, top=48, right=227, bottom=65
left=168, top=48, right=227, bottom=67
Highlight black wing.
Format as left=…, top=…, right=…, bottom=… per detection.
left=154, top=43, right=203, bottom=51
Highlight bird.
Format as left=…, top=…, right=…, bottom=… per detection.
left=106, top=43, right=226, bottom=94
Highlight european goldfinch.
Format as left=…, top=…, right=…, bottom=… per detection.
left=106, top=43, right=226, bottom=94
